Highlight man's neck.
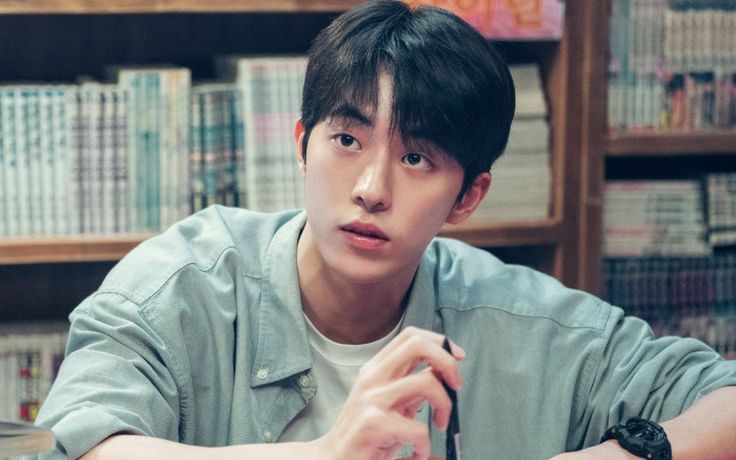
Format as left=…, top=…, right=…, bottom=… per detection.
left=300, top=279, right=410, bottom=345
left=296, top=227, right=416, bottom=345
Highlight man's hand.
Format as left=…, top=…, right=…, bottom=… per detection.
left=312, top=326, right=465, bottom=460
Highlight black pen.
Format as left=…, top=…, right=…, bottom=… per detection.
left=442, top=337, right=461, bottom=460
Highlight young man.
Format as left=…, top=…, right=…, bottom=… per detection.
left=34, top=1, right=736, bottom=459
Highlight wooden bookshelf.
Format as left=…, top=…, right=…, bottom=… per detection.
left=0, top=235, right=153, bottom=265
left=578, top=0, right=736, bottom=296
left=442, top=219, right=563, bottom=247
left=607, top=130, right=736, bottom=156
left=0, top=0, right=363, bottom=14
left=0, top=1, right=593, bottom=317
left=0, top=220, right=565, bottom=265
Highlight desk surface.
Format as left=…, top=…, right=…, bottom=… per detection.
left=0, top=420, right=55, bottom=457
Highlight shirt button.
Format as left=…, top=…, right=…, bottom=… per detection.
left=298, top=374, right=312, bottom=389
left=263, top=431, right=272, bottom=442
left=256, top=369, right=269, bottom=380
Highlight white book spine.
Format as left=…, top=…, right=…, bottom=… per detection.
left=79, top=84, right=94, bottom=234
left=112, top=88, right=129, bottom=233
left=0, top=334, right=7, bottom=418
left=14, top=87, right=31, bottom=236
left=177, top=71, right=191, bottom=220
left=2, top=89, right=19, bottom=236
left=67, top=88, right=82, bottom=235
left=101, top=87, right=116, bottom=234
left=26, top=87, right=45, bottom=236
left=240, top=60, right=259, bottom=211
left=146, top=72, right=161, bottom=232
left=51, top=87, right=70, bottom=235
left=39, top=87, right=55, bottom=236
left=0, top=90, right=5, bottom=236
left=158, top=71, right=172, bottom=230
left=118, top=72, right=140, bottom=233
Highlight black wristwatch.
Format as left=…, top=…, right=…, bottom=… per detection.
left=600, top=418, right=672, bottom=460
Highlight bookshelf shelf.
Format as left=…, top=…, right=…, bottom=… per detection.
left=607, top=130, right=736, bottom=156
left=441, top=219, right=562, bottom=247
left=0, top=0, right=362, bottom=14
left=0, top=220, right=560, bottom=266
left=0, top=235, right=154, bottom=265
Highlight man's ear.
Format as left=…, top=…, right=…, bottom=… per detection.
left=445, top=172, right=492, bottom=225
left=294, top=119, right=306, bottom=176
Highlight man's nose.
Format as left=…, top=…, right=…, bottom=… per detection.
left=351, top=154, right=392, bottom=212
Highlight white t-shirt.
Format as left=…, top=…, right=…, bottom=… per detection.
left=278, top=312, right=403, bottom=443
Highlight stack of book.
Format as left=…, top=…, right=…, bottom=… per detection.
left=1, top=85, right=77, bottom=237
left=0, top=66, right=192, bottom=237
left=607, top=0, right=736, bottom=132
left=68, top=82, right=129, bottom=236
left=706, top=173, right=736, bottom=247
left=603, top=175, right=736, bottom=357
left=469, top=64, right=551, bottom=223
left=217, top=56, right=307, bottom=213
left=0, top=57, right=557, bottom=237
left=190, top=83, right=244, bottom=213
left=0, top=323, right=67, bottom=423
left=604, top=254, right=736, bottom=359
left=603, top=180, right=710, bottom=257
left=110, top=66, right=192, bottom=233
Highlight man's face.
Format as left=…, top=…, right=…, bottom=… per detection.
left=296, top=75, right=484, bottom=284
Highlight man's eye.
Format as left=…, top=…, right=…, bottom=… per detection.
left=403, top=152, right=431, bottom=170
left=338, top=134, right=357, bottom=148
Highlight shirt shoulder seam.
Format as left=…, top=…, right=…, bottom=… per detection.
left=437, top=303, right=608, bottom=331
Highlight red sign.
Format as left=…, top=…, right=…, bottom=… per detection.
left=405, top=0, right=564, bottom=40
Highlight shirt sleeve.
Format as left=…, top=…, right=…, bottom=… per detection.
left=32, top=291, right=182, bottom=460
left=575, top=306, right=736, bottom=448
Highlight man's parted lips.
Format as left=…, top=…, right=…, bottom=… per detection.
left=340, top=222, right=390, bottom=240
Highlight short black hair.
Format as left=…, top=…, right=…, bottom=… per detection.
left=301, top=0, right=515, bottom=197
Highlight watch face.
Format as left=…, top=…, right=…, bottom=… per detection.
left=629, top=419, right=665, bottom=442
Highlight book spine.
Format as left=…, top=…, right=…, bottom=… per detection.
left=231, top=87, right=246, bottom=208
left=189, top=89, right=204, bottom=213
left=118, top=72, right=141, bottom=233
left=220, top=88, right=236, bottom=207
left=67, top=87, right=82, bottom=235
left=0, top=324, right=69, bottom=422
left=51, top=87, right=70, bottom=235
left=0, top=90, right=6, bottom=236
left=14, top=87, right=32, bottom=236
left=158, top=71, right=172, bottom=230
left=201, top=88, right=218, bottom=209
left=101, top=87, right=116, bottom=234
left=147, top=72, right=161, bottom=232
left=25, top=87, right=44, bottom=236
left=176, top=70, right=192, bottom=221
left=79, top=84, right=93, bottom=234
left=112, top=88, right=129, bottom=233
left=240, top=60, right=259, bottom=211
left=38, top=87, right=55, bottom=236
left=91, top=83, right=105, bottom=234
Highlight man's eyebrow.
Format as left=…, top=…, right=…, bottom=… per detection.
left=326, top=104, right=373, bottom=128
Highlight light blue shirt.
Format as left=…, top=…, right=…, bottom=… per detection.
left=33, top=206, right=736, bottom=459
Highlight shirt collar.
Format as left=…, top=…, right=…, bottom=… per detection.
left=402, top=252, right=438, bottom=333
left=252, top=211, right=311, bottom=387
